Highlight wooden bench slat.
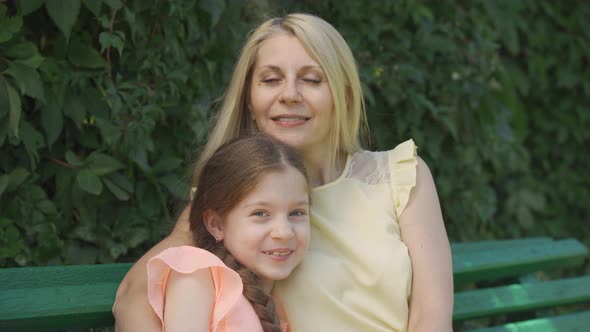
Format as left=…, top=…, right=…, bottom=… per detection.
left=450, top=237, right=552, bottom=253
left=467, top=310, right=590, bottom=332
left=454, top=275, right=590, bottom=321
left=0, top=264, right=131, bottom=331
left=0, top=263, right=132, bottom=289
left=0, top=283, right=119, bottom=331
left=453, top=239, right=588, bottom=287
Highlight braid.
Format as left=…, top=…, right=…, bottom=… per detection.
left=211, top=244, right=282, bottom=332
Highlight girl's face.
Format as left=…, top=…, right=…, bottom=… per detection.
left=219, top=166, right=310, bottom=292
left=249, top=33, right=334, bottom=154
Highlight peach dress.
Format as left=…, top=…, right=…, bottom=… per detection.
left=147, top=246, right=286, bottom=332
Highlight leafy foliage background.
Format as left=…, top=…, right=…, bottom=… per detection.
left=1, top=0, right=588, bottom=275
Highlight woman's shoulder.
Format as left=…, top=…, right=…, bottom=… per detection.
left=347, top=139, right=416, bottom=184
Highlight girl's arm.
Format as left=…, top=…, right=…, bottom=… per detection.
left=164, top=268, right=215, bottom=332
left=114, top=205, right=195, bottom=331
left=400, top=157, right=454, bottom=332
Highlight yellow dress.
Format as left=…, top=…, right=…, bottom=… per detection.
left=274, top=139, right=417, bottom=332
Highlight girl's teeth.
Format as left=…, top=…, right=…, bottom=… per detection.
left=267, top=251, right=290, bottom=256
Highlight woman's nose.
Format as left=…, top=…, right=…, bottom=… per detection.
left=279, top=79, right=302, bottom=104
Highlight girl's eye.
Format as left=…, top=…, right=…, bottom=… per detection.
left=290, top=210, right=307, bottom=217
left=252, top=211, right=269, bottom=217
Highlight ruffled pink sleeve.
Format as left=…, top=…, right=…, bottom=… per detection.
left=147, top=246, right=244, bottom=330
left=388, top=139, right=418, bottom=218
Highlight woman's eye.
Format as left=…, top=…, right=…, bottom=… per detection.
left=261, top=78, right=280, bottom=84
left=303, top=78, right=321, bottom=84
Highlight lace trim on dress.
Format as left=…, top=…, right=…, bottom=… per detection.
left=346, top=150, right=390, bottom=185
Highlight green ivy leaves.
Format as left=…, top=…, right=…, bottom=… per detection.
left=46, top=0, right=81, bottom=41
left=0, top=0, right=587, bottom=271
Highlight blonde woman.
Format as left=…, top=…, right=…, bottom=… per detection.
left=114, top=13, right=453, bottom=332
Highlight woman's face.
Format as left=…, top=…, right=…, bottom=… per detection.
left=249, top=33, right=334, bottom=153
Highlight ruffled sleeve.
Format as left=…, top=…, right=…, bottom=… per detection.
left=388, top=139, right=418, bottom=219
left=147, top=246, right=243, bottom=331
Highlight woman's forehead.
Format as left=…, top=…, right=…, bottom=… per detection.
left=254, top=34, right=321, bottom=70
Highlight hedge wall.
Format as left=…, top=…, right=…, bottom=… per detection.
left=1, top=0, right=588, bottom=271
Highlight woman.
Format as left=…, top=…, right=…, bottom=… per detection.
left=114, top=13, right=453, bottom=332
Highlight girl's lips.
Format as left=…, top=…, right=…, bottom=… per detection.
left=262, top=249, right=295, bottom=261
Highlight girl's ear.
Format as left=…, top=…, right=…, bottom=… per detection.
left=202, top=209, right=224, bottom=241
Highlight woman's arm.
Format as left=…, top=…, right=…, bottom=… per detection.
left=114, top=205, right=195, bottom=332
left=400, top=157, right=454, bottom=332
left=163, top=268, right=215, bottom=332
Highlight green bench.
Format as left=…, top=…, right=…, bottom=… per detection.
left=1, top=237, right=589, bottom=331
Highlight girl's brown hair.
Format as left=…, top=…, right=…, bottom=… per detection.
left=190, top=134, right=308, bottom=332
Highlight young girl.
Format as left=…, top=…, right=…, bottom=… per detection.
left=146, top=134, right=310, bottom=332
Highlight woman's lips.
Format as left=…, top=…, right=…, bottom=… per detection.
left=271, top=115, right=310, bottom=127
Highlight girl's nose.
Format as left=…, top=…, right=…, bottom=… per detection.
left=270, top=216, right=295, bottom=240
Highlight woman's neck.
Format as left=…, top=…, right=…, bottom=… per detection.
left=300, top=145, right=347, bottom=188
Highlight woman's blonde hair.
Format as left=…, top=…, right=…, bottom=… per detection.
left=193, top=13, right=368, bottom=184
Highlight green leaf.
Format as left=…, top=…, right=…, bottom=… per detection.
left=19, top=0, right=46, bottom=15
left=108, top=172, right=133, bottom=193
left=159, top=174, right=188, bottom=200
left=63, top=241, right=98, bottom=264
left=0, top=119, right=8, bottom=146
left=41, top=101, right=63, bottom=147
left=99, top=31, right=125, bottom=56
left=1, top=78, right=22, bottom=137
left=21, top=121, right=45, bottom=167
left=5, top=62, right=46, bottom=102
left=0, top=76, right=8, bottom=118
left=86, top=152, right=124, bottom=175
left=103, top=0, right=122, bottom=10
left=109, top=241, right=127, bottom=259
left=68, top=38, right=107, bottom=68
left=76, top=169, right=103, bottom=195
left=38, top=200, right=57, bottom=214
left=65, top=150, right=84, bottom=166
left=199, top=0, right=225, bottom=28
left=0, top=6, right=23, bottom=43
left=152, top=156, right=183, bottom=174
left=3, top=42, right=38, bottom=59
left=95, top=117, right=121, bottom=145
left=0, top=174, right=8, bottom=198
left=46, top=0, right=81, bottom=41
left=5, top=167, right=30, bottom=192
left=82, top=0, right=102, bottom=17
left=103, top=177, right=130, bottom=200
left=63, top=94, right=86, bottom=128
left=122, top=227, right=149, bottom=248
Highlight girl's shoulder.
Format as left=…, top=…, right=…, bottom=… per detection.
left=148, top=246, right=226, bottom=271
left=147, top=246, right=256, bottom=331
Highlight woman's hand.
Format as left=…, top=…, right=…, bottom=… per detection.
left=113, top=205, right=194, bottom=331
